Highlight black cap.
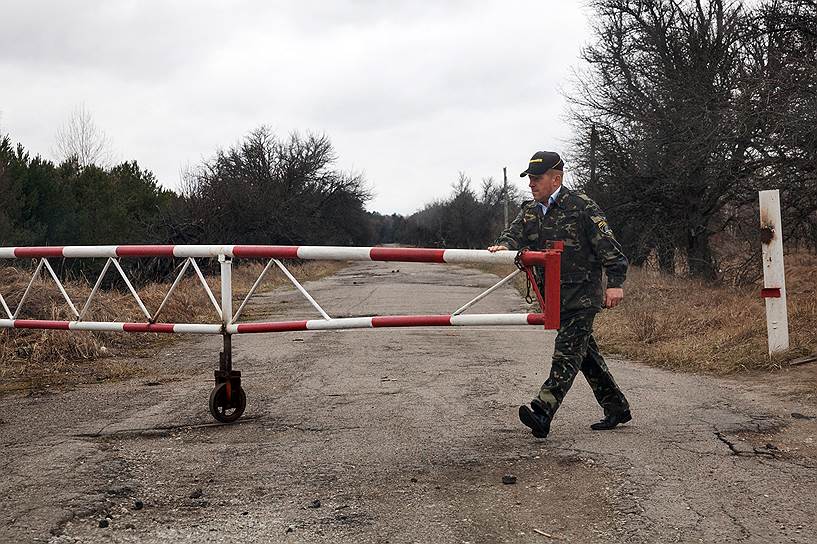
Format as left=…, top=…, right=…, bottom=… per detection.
left=520, top=151, right=564, bottom=177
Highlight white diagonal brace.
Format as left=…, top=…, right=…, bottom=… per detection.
left=13, top=259, right=45, bottom=318
left=78, top=258, right=113, bottom=321
left=151, top=258, right=191, bottom=322
left=452, top=268, right=522, bottom=316
left=232, top=258, right=275, bottom=323
left=0, top=291, right=12, bottom=319
left=41, top=258, right=80, bottom=318
left=188, top=257, right=223, bottom=320
left=273, top=259, right=331, bottom=321
left=111, top=258, right=152, bottom=321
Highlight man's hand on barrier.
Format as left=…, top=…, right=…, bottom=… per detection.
left=487, top=245, right=508, bottom=253
left=604, top=288, right=624, bottom=309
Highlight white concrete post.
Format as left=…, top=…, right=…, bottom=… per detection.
left=759, top=190, right=789, bottom=354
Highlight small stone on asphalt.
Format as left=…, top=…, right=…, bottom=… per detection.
left=133, top=500, right=144, bottom=510
left=502, top=474, right=517, bottom=485
left=308, top=499, right=321, bottom=508
left=98, top=519, right=109, bottom=528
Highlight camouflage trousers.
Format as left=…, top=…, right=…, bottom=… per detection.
left=536, top=310, right=629, bottom=419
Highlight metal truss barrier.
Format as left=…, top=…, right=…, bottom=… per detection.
left=0, top=244, right=562, bottom=422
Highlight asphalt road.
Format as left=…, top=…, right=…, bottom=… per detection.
left=1, top=261, right=815, bottom=543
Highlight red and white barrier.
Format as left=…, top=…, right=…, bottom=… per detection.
left=0, top=313, right=546, bottom=335
left=0, top=245, right=551, bottom=266
left=0, top=244, right=562, bottom=333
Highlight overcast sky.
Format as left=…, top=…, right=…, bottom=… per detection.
left=0, top=0, right=593, bottom=215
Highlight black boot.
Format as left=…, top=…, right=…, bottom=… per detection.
left=590, top=410, right=632, bottom=430
left=519, top=401, right=551, bottom=438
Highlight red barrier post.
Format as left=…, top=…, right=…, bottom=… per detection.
left=543, top=251, right=561, bottom=330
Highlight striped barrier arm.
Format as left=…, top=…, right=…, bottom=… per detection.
left=0, top=244, right=554, bottom=266
left=0, top=244, right=562, bottom=332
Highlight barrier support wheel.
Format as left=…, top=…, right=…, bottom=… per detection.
left=209, top=379, right=246, bottom=423
left=210, top=334, right=246, bottom=423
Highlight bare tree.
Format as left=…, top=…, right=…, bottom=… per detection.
left=753, top=0, right=817, bottom=251
left=182, top=126, right=372, bottom=245
left=567, top=0, right=817, bottom=277
left=54, top=103, right=113, bottom=168
left=567, top=0, right=764, bottom=278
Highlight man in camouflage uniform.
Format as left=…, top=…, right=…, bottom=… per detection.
left=488, top=151, right=631, bottom=438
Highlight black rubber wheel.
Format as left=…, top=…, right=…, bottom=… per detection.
left=209, top=383, right=246, bottom=423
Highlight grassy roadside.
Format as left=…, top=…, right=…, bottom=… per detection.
left=0, top=260, right=345, bottom=391
left=473, top=252, right=817, bottom=374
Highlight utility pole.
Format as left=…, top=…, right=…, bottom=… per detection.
left=503, top=166, right=509, bottom=229
left=590, top=124, right=598, bottom=190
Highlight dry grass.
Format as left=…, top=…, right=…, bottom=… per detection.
left=473, top=251, right=817, bottom=374
left=0, top=260, right=344, bottom=390
left=595, top=252, right=817, bottom=373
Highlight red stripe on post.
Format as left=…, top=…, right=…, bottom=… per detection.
left=370, top=248, right=446, bottom=263
left=236, top=320, right=309, bottom=333
left=14, top=247, right=65, bottom=258
left=123, top=323, right=176, bottom=333
left=526, top=313, right=546, bottom=325
left=14, top=319, right=71, bottom=330
left=760, top=288, right=781, bottom=298
left=371, top=315, right=452, bottom=327
left=233, top=246, right=300, bottom=259
left=116, top=246, right=175, bottom=257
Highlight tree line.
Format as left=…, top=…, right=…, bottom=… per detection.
left=0, top=119, right=512, bottom=274
left=0, top=136, right=174, bottom=249
left=0, top=126, right=374, bottom=281
left=370, top=173, right=523, bottom=250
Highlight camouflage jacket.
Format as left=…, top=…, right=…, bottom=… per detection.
left=494, top=187, right=628, bottom=312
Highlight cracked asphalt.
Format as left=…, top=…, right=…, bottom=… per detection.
left=1, top=260, right=815, bottom=543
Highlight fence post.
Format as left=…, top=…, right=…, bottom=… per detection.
left=759, top=190, right=789, bottom=354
